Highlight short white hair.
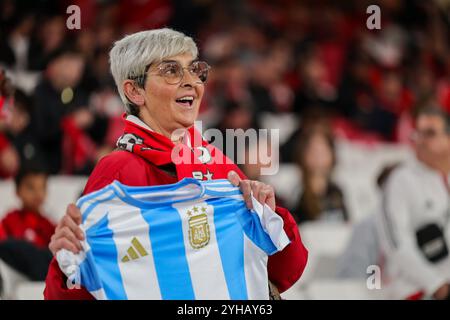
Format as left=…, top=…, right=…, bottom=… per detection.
left=109, top=28, right=198, bottom=114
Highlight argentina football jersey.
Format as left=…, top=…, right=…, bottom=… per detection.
left=56, top=178, right=290, bottom=300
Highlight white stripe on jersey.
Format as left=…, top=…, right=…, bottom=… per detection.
left=173, top=200, right=230, bottom=299
left=108, top=201, right=161, bottom=300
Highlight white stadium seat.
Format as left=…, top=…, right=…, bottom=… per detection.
left=0, top=175, right=88, bottom=222
left=15, top=282, right=45, bottom=300
left=305, top=279, right=385, bottom=300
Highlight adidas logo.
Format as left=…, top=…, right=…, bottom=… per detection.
left=121, top=237, right=149, bottom=262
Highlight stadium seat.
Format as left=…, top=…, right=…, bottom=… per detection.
left=297, top=222, right=352, bottom=284
left=15, top=282, right=45, bottom=300
left=0, top=175, right=88, bottom=222
left=304, top=279, right=385, bottom=300
left=0, top=259, right=28, bottom=299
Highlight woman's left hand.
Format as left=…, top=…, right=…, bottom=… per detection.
left=227, top=170, right=276, bottom=211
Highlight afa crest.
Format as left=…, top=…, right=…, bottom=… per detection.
left=187, top=206, right=210, bottom=249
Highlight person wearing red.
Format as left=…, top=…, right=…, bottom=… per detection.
left=44, top=28, right=308, bottom=300
left=0, top=166, right=55, bottom=286
left=1, top=208, right=55, bottom=249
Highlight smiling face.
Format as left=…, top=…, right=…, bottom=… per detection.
left=124, top=53, right=205, bottom=140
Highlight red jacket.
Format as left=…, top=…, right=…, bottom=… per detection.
left=44, top=150, right=308, bottom=299
left=0, top=209, right=55, bottom=248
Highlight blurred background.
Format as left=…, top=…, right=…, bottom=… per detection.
left=0, top=0, right=449, bottom=299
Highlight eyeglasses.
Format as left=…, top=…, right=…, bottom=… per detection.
left=131, top=60, right=211, bottom=86
left=155, top=60, right=211, bottom=84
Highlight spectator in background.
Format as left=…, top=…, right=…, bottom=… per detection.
left=0, top=68, right=19, bottom=178
left=249, top=40, right=294, bottom=115
left=0, top=134, right=18, bottom=179
left=214, top=99, right=258, bottom=165
left=86, top=48, right=126, bottom=162
left=1, top=0, right=448, bottom=177
left=0, top=165, right=54, bottom=298
left=33, top=47, right=108, bottom=174
left=337, top=52, right=398, bottom=141
left=292, top=124, right=348, bottom=224
left=0, top=11, right=35, bottom=72
left=0, top=1, right=60, bottom=71
left=2, top=89, right=45, bottom=168
left=28, top=15, right=67, bottom=71
left=378, top=107, right=450, bottom=300
left=336, top=164, right=399, bottom=279
left=32, top=46, right=87, bottom=174
left=293, top=46, right=338, bottom=117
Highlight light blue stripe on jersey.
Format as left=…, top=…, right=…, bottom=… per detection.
left=78, top=253, right=102, bottom=293
left=77, top=184, right=113, bottom=208
left=207, top=198, right=248, bottom=299
left=77, top=186, right=116, bottom=224
left=204, top=183, right=278, bottom=255
left=236, top=205, right=278, bottom=255
left=202, top=179, right=234, bottom=186
left=204, top=187, right=242, bottom=197
left=203, top=179, right=242, bottom=195
left=140, top=206, right=195, bottom=300
left=84, top=213, right=127, bottom=299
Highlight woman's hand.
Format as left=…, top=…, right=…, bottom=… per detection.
left=49, top=204, right=84, bottom=256
left=227, top=170, right=276, bottom=211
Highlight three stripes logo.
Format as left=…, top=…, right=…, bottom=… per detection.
left=121, top=237, right=149, bottom=262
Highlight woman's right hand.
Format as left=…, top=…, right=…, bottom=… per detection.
left=49, top=204, right=85, bottom=256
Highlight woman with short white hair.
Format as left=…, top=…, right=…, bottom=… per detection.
left=44, top=28, right=308, bottom=299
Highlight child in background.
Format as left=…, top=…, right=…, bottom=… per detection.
left=0, top=165, right=55, bottom=286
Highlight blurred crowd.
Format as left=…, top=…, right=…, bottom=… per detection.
left=0, top=0, right=448, bottom=175
left=1, top=0, right=450, bottom=299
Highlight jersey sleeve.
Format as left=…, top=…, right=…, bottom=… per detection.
left=227, top=164, right=309, bottom=293
left=53, top=185, right=116, bottom=299
left=44, top=154, right=125, bottom=300
left=44, top=258, right=95, bottom=300
left=234, top=193, right=290, bottom=256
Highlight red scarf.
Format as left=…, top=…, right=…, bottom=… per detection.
left=116, top=115, right=239, bottom=181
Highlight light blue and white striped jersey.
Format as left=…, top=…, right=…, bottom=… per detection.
left=57, top=178, right=290, bottom=300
